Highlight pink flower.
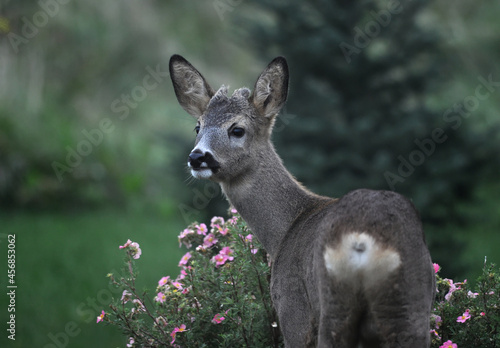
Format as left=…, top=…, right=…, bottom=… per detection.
left=126, top=337, right=135, bottom=347
left=155, top=292, right=166, bottom=303
left=480, top=311, right=486, bottom=316
left=130, top=242, right=142, bottom=259
left=227, top=216, right=238, bottom=225
left=203, top=233, right=218, bottom=247
left=96, top=310, right=105, bottom=323
left=433, top=263, right=440, bottom=273
left=119, top=239, right=132, bottom=249
left=178, top=252, right=192, bottom=267
left=444, top=279, right=458, bottom=301
left=467, top=290, right=479, bottom=298
left=177, top=269, right=187, bottom=281
left=121, top=290, right=132, bottom=304
left=196, top=223, right=208, bottom=235
left=172, top=281, right=183, bottom=290
left=440, top=340, right=457, bottom=348
left=457, top=309, right=471, bottom=323
left=196, top=244, right=208, bottom=252
left=132, top=299, right=146, bottom=313
left=155, top=316, right=168, bottom=327
left=216, top=225, right=229, bottom=235
left=212, top=313, right=225, bottom=324
left=119, top=239, right=142, bottom=260
left=220, top=247, right=234, bottom=261
left=212, top=253, right=228, bottom=266
left=179, top=228, right=193, bottom=238
left=239, top=234, right=258, bottom=253
left=230, top=208, right=238, bottom=214
left=431, top=314, right=442, bottom=329
left=119, top=239, right=142, bottom=259
left=430, top=329, right=441, bottom=339
left=210, top=216, right=225, bottom=228
left=170, top=324, right=187, bottom=345
left=178, top=228, right=194, bottom=247
left=212, top=247, right=235, bottom=266
left=158, top=276, right=170, bottom=287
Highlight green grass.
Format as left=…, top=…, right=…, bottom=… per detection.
left=0, top=200, right=498, bottom=347
left=456, top=182, right=500, bottom=283
left=459, top=220, right=500, bottom=283
left=0, top=210, right=186, bottom=348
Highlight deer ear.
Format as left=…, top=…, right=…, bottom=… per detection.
left=251, top=57, right=289, bottom=119
left=169, top=55, right=215, bottom=118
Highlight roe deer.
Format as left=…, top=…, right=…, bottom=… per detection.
left=169, top=54, right=435, bottom=348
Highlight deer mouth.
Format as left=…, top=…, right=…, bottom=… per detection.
left=190, top=165, right=220, bottom=179
left=191, top=167, right=213, bottom=179
left=188, top=152, right=220, bottom=179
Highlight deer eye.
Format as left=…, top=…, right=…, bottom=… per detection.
left=230, top=127, right=245, bottom=138
left=194, top=125, right=200, bottom=134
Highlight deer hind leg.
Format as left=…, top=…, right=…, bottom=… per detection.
left=316, top=280, right=365, bottom=347
left=321, top=231, right=433, bottom=348
left=319, top=232, right=404, bottom=348
left=358, top=286, right=432, bottom=348
left=361, top=258, right=434, bottom=347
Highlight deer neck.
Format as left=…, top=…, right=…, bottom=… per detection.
left=220, top=144, right=327, bottom=259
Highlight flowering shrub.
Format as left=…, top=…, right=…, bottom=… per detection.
left=431, top=262, right=500, bottom=348
left=102, top=210, right=282, bottom=347
left=100, top=210, right=500, bottom=347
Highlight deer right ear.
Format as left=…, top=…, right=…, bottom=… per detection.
left=252, top=57, right=289, bottom=119
left=169, top=55, right=215, bottom=118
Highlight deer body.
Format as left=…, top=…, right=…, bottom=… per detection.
left=169, top=55, right=435, bottom=347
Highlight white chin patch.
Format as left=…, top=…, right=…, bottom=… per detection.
left=191, top=168, right=213, bottom=179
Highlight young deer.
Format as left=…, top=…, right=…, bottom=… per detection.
left=169, top=54, right=435, bottom=347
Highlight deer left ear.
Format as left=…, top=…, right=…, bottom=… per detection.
left=251, top=57, right=289, bottom=119
left=169, top=54, right=215, bottom=118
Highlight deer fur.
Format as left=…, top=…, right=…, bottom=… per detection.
left=169, top=54, right=435, bottom=348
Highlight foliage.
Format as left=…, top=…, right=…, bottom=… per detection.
left=432, top=262, right=500, bottom=348
left=102, top=214, right=500, bottom=347
left=237, top=0, right=500, bottom=277
left=103, top=211, right=282, bottom=347
left=0, top=0, right=236, bottom=212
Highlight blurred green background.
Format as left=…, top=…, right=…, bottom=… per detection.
left=0, top=0, right=499, bottom=346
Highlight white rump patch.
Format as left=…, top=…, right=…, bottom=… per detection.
left=323, top=232, right=401, bottom=289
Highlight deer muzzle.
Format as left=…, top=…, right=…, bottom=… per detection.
left=188, top=150, right=220, bottom=176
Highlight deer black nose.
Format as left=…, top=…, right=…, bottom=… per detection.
left=188, top=150, right=205, bottom=169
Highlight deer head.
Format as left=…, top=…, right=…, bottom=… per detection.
left=169, top=54, right=288, bottom=184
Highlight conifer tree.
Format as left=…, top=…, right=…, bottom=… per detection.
left=237, top=0, right=500, bottom=276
